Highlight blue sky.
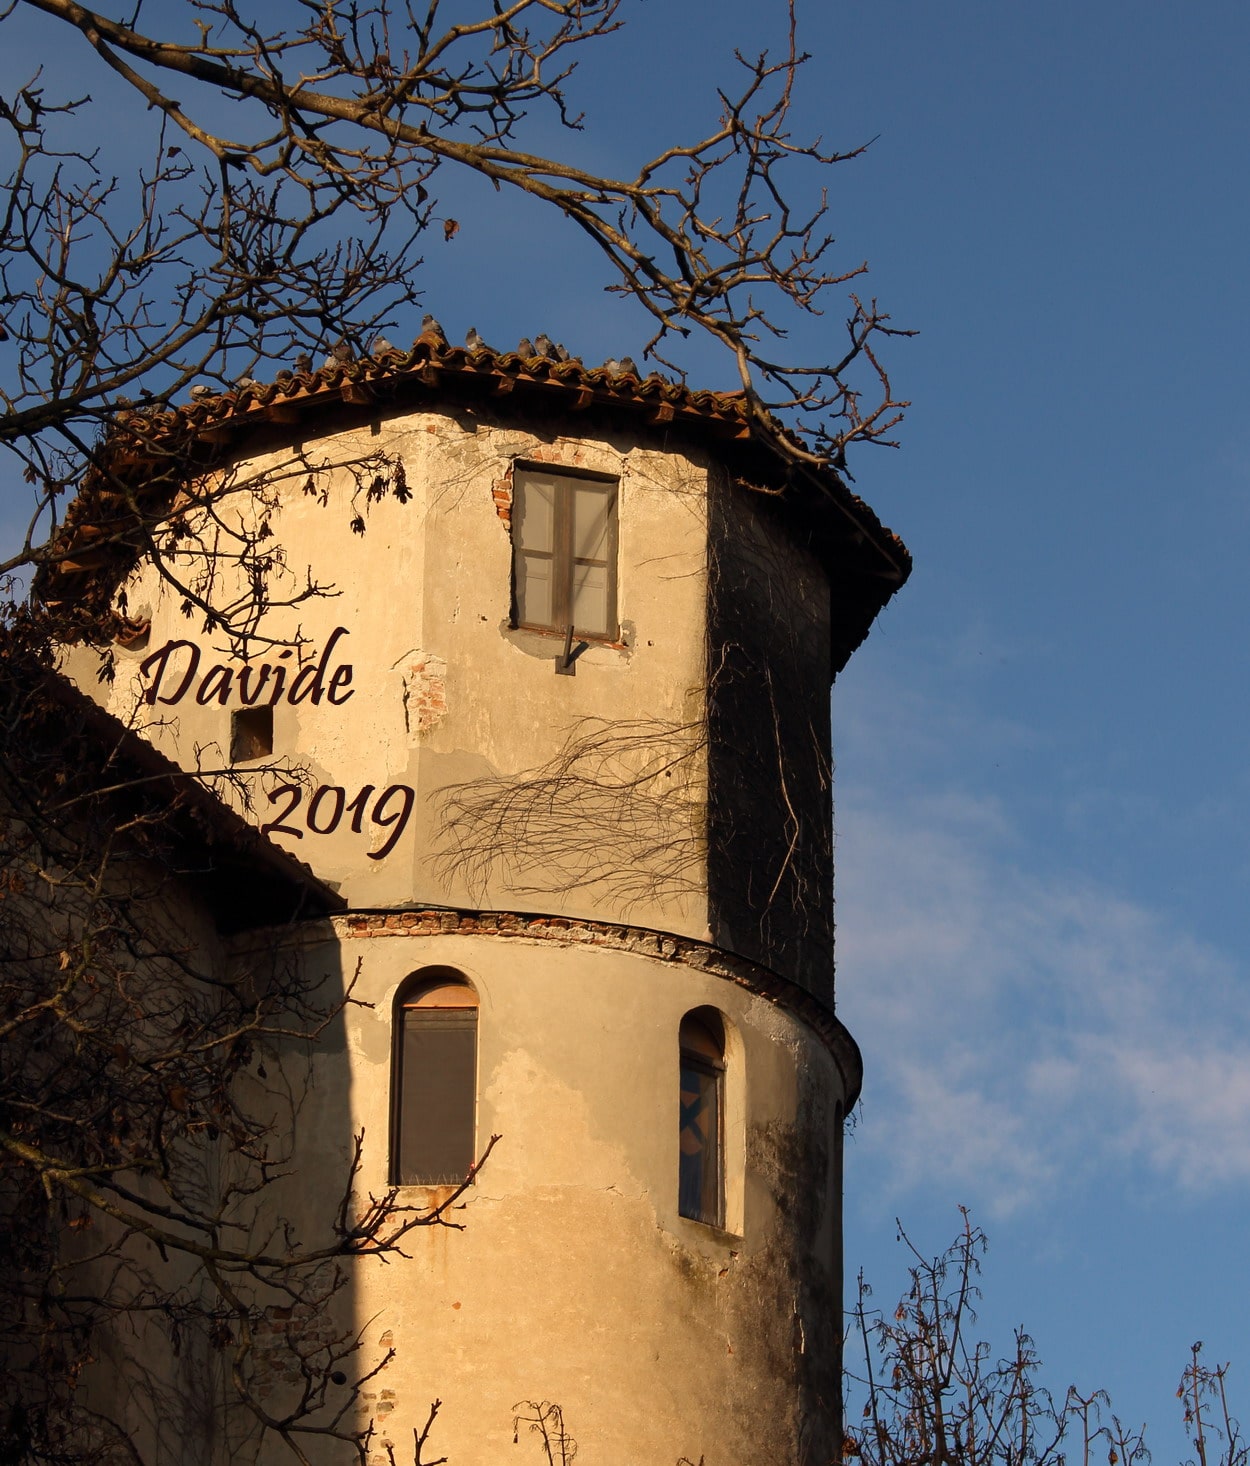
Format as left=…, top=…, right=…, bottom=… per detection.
left=7, top=0, right=1250, bottom=1452
left=381, top=2, right=1250, bottom=1448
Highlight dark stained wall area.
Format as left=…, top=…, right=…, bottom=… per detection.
left=705, top=470, right=836, bottom=1004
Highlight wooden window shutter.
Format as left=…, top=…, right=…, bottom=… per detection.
left=396, top=1007, right=477, bottom=1185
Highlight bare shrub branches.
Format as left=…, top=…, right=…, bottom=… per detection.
left=434, top=716, right=705, bottom=909
left=513, top=1400, right=578, bottom=1466
left=847, top=1213, right=1073, bottom=1466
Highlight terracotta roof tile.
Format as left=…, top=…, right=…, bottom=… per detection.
left=163, top=332, right=756, bottom=441
left=37, top=330, right=911, bottom=670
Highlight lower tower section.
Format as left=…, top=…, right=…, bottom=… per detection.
left=239, top=910, right=858, bottom=1466
left=43, top=335, right=908, bottom=1464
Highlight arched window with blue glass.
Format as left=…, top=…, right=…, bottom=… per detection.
left=678, top=1008, right=726, bottom=1227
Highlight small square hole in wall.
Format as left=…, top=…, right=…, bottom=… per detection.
left=230, top=706, right=273, bottom=763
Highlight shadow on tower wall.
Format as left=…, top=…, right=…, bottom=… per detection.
left=705, top=469, right=836, bottom=1005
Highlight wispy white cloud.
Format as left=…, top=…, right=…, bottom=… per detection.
left=834, top=676, right=1250, bottom=1217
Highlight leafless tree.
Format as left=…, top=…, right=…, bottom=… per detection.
left=847, top=1213, right=1246, bottom=1466
left=4, top=0, right=909, bottom=627
left=0, top=606, right=502, bottom=1462
left=0, top=5, right=910, bottom=1458
left=1179, top=1344, right=1247, bottom=1466
left=513, top=1400, right=577, bottom=1466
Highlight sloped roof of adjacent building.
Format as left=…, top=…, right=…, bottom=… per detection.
left=36, top=328, right=911, bottom=673
left=29, top=669, right=343, bottom=934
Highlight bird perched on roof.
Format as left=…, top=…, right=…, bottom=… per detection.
left=189, top=383, right=215, bottom=399
left=465, top=326, right=487, bottom=351
left=619, top=356, right=639, bottom=377
left=516, top=336, right=534, bottom=357
left=554, top=342, right=570, bottom=362
left=421, top=312, right=446, bottom=342
left=235, top=376, right=260, bottom=390
left=331, top=339, right=353, bottom=363
left=534, top=332, right=555, bottom=357
left=601, top=357, right=620, bottom=374
left=293, top=353, right=311, bottom=373
left=371, top=335, right=395, bottom=355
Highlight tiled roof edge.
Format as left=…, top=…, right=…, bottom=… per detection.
left=36, top=330, right=911, bottom=658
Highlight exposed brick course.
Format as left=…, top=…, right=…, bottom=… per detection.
left=330, top=906, right=862, bottom=1102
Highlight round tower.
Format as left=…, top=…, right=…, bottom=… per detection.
left=49, top=333, right=909, bottom=1465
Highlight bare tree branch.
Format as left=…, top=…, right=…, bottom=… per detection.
left=2, top=0, right=908, bottom=618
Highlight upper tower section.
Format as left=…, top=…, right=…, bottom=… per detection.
left=43, top=330, right=909, bottom=1005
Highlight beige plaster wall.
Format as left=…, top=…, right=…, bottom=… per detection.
left=73, top=408, right=712, bottom=936
left=51, top=405, right=852, bottom=1463
left=238, top=925, right=844, bottom=1466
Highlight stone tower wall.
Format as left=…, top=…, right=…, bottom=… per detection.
left=230, top=916, right=850, bottom=1466
left=58, top=399, right=858, bottom=1464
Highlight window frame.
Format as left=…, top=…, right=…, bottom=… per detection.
left=390, top=969, right=479, bottom=1188
left=510, top=465, right=620, bottom=642
left=678, top=1013, right=726, bottom=1229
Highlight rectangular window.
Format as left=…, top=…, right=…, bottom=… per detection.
left=395, top=1008, right=477, bottom=1185
left=512, top=468, right=618, bottom=640
left=678, top=1054, right=724, bottom=1227
left=230, top=706, right=273, bottom=762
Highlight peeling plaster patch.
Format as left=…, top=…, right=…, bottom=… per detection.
left=398, top=651, right=448, bottom=734
left=492, top=444, right=631, bottom=530
left=249, top=1303, right=341, bottom=1402
left=491, top=473, right=512, bottom=527
left=485, top=1048, right=643, bottom=1195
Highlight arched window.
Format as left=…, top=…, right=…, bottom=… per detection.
left=678, top=1009, right=725, bottom=1227
left=391, top=970, right=479, bottom=1186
